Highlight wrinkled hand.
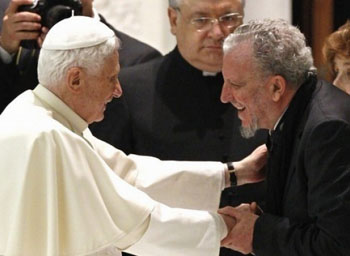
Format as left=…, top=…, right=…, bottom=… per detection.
left=219, top=213, right=237, bottom=237
left=0, top=0, right=41, bottom=53
left=219, top=204, right=260, bottom=254
left=234, top=144, right=267, bottom=185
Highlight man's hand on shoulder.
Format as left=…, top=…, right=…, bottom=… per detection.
left=226, top=144, right=267, bottom=187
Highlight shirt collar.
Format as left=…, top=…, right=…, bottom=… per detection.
left=33, top=84, right=89, bottom=135
left=271, top=106, right=288, bottom=135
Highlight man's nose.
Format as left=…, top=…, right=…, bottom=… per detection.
left=113, top=79, right=123, bottom=98
left=220, top=82, right=232, bottom=103
left=208, top=20, right=225, bottom=39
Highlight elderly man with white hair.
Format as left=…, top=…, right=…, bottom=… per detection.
left=0, top=0, right=161, bottom=113
left=0, top=16, right=267, bottom=256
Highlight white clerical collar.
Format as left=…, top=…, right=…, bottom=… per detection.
left=202, top=71, right=218, bottom=76
left=33, top=84, right=89, bottom=134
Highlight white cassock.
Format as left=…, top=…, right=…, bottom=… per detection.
left=0, top=85, right=228, bottom=256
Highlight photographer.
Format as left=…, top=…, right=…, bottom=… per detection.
left=0, top=0, right=161, bottom=113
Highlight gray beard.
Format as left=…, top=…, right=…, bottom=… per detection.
left=240, top=116, right=259, bottom=138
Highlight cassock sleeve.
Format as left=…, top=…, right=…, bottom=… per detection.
left=126, top=204, right=227, bottom=256
left=90, top=131, right=225, bottom=211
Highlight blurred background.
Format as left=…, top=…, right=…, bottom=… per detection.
left=92, top=0, right=292, bottom=55
left=1, top=0, right=349, bottom=80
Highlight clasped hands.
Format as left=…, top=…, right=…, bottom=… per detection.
left=219, top=202, right=262, bottom=255
left=219, top=144, right=267, bottom=254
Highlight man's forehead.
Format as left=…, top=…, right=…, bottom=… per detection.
left=225, top=41, right=252, bottom=60
left=181, top=0, right=243, bottom=14
left=223, top=46, right=252, bottom=78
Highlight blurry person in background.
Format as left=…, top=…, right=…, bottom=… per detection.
left=0, top=0, right=161, bottom=113
left=323, top=20, right=350, bottom=95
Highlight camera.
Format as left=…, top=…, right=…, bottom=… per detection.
left=18, top=0, right=83, bottom=49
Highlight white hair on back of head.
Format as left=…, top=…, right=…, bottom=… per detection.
left=38, top=36, right=120, bottom=88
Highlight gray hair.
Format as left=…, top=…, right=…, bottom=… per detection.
left=223, top=19, right=314, bottom=88
left=168, top=0, right=180, bottom=8
left=38, top=36, right=120, bottom=88
left=169, top=0, right=245, bottom=8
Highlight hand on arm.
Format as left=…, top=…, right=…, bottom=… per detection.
left=225, top=144, right=267, bottom=187
left=0, top=0, right=41, bottom=54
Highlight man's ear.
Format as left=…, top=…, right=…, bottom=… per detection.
left=168, top=7, right=179, bottom=36
left=66, top=67, right=83, bottom=93
left=269, top=75, right=287, bottom=102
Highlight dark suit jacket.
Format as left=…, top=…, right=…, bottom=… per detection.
left=0, top=15, right=161, bottom=113
left=91, top=47, right=267, bottom=256
left=253, top=77, right=350, bottom=255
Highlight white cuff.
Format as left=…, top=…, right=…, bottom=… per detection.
left=221, top=164, right=227, bottom=190
left=126, top=204, right=223, bottom=256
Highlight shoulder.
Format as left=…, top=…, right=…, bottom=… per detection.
left=1, top=93, right=82, bottom=142
left=308, top=80, right=350, bottom=125
left=119, top=55, right=164, bottom=87
left=98, top=15, right=162, bottom=67
left=119, top=49, right=177, bottom=81
left=300, top=81, right=350, bottom=149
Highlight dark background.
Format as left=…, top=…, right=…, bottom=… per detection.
left=293, top=0, right=350, bottom=81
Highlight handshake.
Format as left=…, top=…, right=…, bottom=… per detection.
left=219, top=202, right=263, bottom=255
left=216, top=144, right=267, bottom=254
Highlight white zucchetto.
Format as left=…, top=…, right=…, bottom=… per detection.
left=42, top=16, right=115, bottom=50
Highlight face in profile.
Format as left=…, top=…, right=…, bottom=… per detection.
left=221, top=43, right=273, bottom=137
left=79, top=51, right=122, bottom=124
left=168, top=0, right=244, bottom=72
left=333, top=54, right=350, bottom=95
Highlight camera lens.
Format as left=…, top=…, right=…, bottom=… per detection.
left=44, top=5, right=75, bottom=28
left=18, top=0, right=83, bottom=49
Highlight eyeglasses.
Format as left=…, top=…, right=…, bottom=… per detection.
left=190, top=13, right=243, bottom=32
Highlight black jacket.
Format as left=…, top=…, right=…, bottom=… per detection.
left=253, top=76, right=350, bottom=255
